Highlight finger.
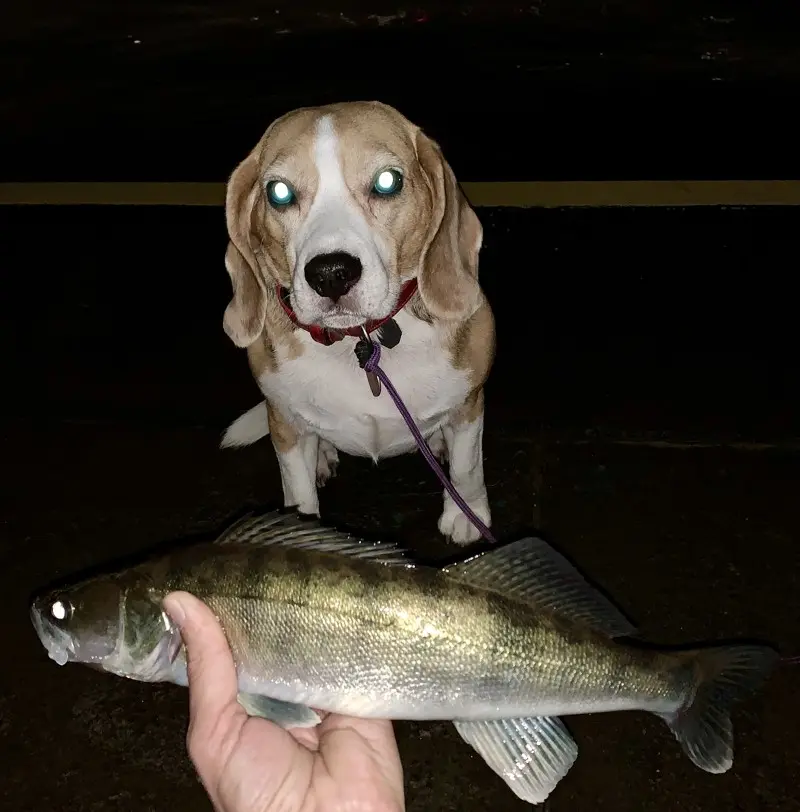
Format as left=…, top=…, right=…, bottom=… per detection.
left=162, top=592, right=245, bottom=763
left=319, top=715, right=404, bottom=805
left=320, top=714, right=398, bottom=754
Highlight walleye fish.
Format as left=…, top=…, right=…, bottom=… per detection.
left=30, top=510, right=777, bottom=805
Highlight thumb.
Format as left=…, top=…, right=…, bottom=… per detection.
left=163, top=592, right=245, bottom=765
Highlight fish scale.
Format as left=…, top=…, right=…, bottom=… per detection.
left=131, top=542, right=705, bottom=720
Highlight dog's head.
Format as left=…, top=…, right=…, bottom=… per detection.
left=222, top=101, right=484, bottom=347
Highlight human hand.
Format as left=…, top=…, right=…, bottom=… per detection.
left=163, top=591, right=405, bottom=812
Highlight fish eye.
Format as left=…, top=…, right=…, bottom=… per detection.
left=372, top=168, right=403, bottom=197
left=50, top=598, right=72, bottom=623
left=266, top=180, right=296, bottom=208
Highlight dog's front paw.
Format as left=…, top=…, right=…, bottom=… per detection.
left=316, top=439, right=339, bottom=487
left=438, top=495, right=491, bottom=545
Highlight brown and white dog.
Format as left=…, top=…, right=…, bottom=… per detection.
left=219, top=101, right=495, bottom=544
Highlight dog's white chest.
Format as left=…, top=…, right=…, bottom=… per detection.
left=260, top=313, right=470, bottom=459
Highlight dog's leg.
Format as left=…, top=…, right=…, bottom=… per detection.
left=316, top=439, right=339, bottom=487
left=267, top=401, right=320, bottom=516
left=277, top=435, right=320, bottom=516
left=427, top=427, right=448, bottom=464
left=437, top=391, right=491, bottom=545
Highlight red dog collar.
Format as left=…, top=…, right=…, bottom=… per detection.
left=276, top=279, right=418, bottom=347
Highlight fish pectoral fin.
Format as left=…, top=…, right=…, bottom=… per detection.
left=453, top=716, right=578, bottom=806
left=236, top=693, right=322, bottom=729
left=442, top=537, right=636, bottom=638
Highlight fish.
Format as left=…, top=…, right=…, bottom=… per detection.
left=30, top=510, right=777, bottom=805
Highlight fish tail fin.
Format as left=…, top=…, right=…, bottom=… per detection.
left=220, top=402, right=270, bottom=448
left=659, top=644, right=778, bottom=774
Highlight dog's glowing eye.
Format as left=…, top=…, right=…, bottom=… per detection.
left=266, top=180, right=296, bottom=208
left=372, top=169, right=403, bottom=197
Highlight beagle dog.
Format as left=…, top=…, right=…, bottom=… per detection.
left=219, top=101, right=495, bottom=544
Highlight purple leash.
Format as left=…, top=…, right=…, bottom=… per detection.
left=359, top=328, right=497, bottom=544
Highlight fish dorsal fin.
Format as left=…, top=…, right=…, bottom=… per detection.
left=442, top=537, right=636, bottom=638
left=214, top=510, right=413, bottom=567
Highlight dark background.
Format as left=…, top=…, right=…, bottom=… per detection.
left=2, top=204, right=798, bottom=440
left=1, top=3, right=798, bottom=811
left=2, top=0, right=800, bottom=182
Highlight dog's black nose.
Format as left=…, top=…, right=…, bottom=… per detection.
left=304, top=252, right=362, bottom=302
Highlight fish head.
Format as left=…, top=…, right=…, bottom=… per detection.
left=31, top=577, right=122, bottom=668
left=31, top=573, right=182, bottom=683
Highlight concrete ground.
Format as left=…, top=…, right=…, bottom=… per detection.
left=1, top=202, right=798, bottom=811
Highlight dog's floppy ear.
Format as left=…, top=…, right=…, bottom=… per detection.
left=223, top=149, right=269, bottom=348
left=415, top=131, right=483, bottom=321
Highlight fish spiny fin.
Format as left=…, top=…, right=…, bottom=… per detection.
left=214, top=510, right=413, bottom=566
left=236, top=694, right=321, bottom=729
left=442, top=537, right=636, bottom=638
left=454, top=716, right=578, bottom=805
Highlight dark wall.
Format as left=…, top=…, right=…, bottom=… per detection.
left=2, top=1, right=800, bottom=182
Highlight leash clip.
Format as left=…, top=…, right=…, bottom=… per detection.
left=355, top=326, right=382, bottom=397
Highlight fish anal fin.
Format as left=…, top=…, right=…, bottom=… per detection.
left=454, top=715, right=578, bottom=805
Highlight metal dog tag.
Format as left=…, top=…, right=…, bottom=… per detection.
left=354, top=334, right=382, bottom=397
left=365, top=370, right=381, bottom=397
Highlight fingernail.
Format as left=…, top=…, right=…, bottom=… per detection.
left=163, top=594, right=186, bottom=626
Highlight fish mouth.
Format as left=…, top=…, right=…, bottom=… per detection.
left=30, top=602, right=75, bottom=667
